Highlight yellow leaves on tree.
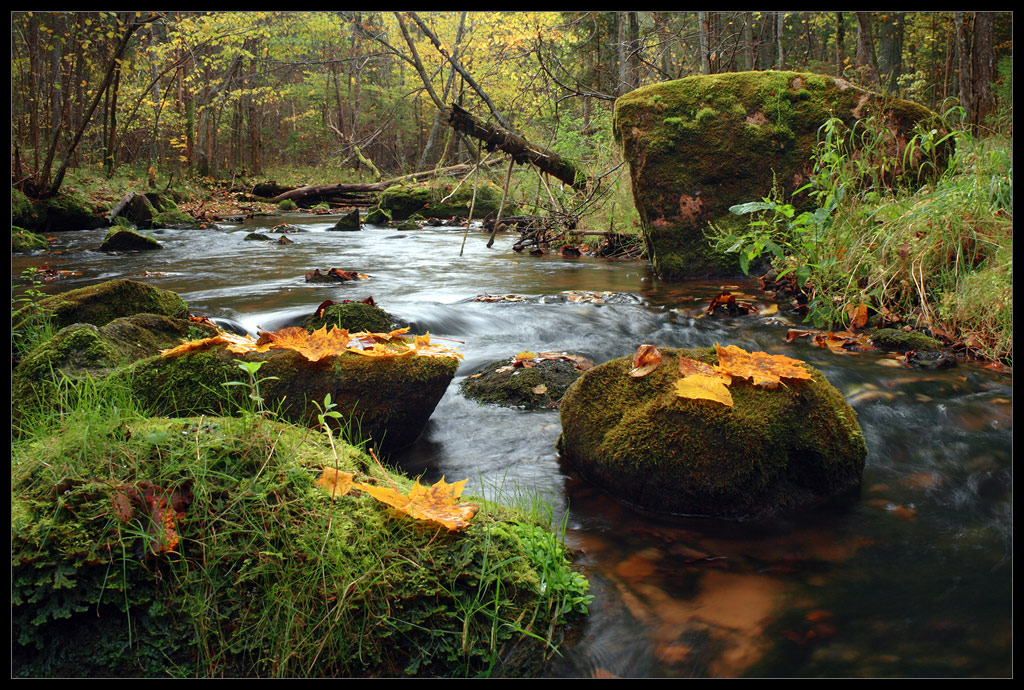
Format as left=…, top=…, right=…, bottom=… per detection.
left=355, top=477, right=479, bottom=531
left=161, top=324, right=463, bottom=362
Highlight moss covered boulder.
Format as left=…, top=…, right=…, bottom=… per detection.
left=12, top=227, right=49, bottom=252
left=373, top=179, right=503, bottom=221
left=12, top=413, right=590, bottom=677
left=329, top=209, right=361, bottom=231
left=99, top=227, right=163, bottom=251
left=12, top=279, right=189, bottom=334
left=301, top=301, right=392, bottom=333
left=613, top=71, right=949, bottom=279
left=557, top=346, right=866, bottom=520
left=112, top=344, right=459, bottom=452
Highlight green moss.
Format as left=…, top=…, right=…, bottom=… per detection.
left=13, top=279, right=188, bottom=333
left=870, top=328, right=943, bottom=353
left=277, top=199, right=298, bottom=211
left=112, top=345, right=460, bottom=452
left=12, top=188, right=37, bottom=227
left=301, top=302, right=392, bottom=333
left=558, top=347, right=866, bottom=520
left=12, top=227, right=48, bottom=252
left=12, top=413, right=588, bottom=677
left=99, top=227, right=162, bottom=251
left=378, top=180, right=502, bottom=221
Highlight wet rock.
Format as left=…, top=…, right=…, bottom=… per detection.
left=304, top=268, right=368, bottom=283
left=870, top=327, right=943, bottom=353
left=329, top=209, right=361, bottom=231
left=557, top=346, right=866, bottom=520
left=901, top=349, right=957, bottom=370
left=613, top=71, right=950, bottom=279
left=244, top=232, right=272, bottom=241
left=271, top=223, right=302, bottom=233
left=99, top=227, right=162, bottom=251
left=461, top=355, right=590, bottom=410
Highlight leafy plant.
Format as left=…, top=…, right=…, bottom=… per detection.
left=221, top=359, right=279, bottom=418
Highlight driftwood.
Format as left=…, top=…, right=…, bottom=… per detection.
left=106, top=191, right=136, bottom=223
left=447, top=104, right=588, bottom=191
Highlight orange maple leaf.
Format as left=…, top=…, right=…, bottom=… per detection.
left=629, top=344, right=662, bottom=377
left=355, top=477, right=479, bottom=531
left=316, top=467, right=354, bottom=498
left=160, top=331, right=272, bottom=358
left=714, top=344, right=813, bottom=389
left=262, top=325, right=352, bottom=362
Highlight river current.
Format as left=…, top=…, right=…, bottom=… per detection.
left=12, top=214, right=1012, bottom=678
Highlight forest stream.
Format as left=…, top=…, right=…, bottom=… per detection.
left=12, top=214, right=1012, bottom=678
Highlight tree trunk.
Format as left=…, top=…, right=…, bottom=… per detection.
left=776, top=12, right=785, bottom=70
left=876, top=12, right=905, bottom=91
left=743, top=13, right=755, bottom=71
left=855, top=12, right=880, bottom=86
left=971, top=12, right=996, bottom=129
left=955, top=12, right=973, bottom=123
left=698, top=12, right=711, bottom=75
left=835, top=12, right=845, bottom=77
left=447, top=104, right=588, bottom=190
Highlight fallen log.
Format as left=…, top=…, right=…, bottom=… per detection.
left=266, top=160, right=504, bottom=205
left=447, top=104, right=589, bottom=191
left=106, top=191, right=136, bottom=224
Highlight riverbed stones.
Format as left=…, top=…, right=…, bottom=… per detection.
left=612, top=71, right=949, bottom=280
left=557, top=346, right=866, bottom=520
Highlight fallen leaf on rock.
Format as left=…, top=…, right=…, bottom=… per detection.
left=674, top=374, right=734, bottom=407
left=629, top=344, right=662, bottom=377
left=714, top=344, right=812, bottom=389
left=317, top=467, right=354, bottom=498
left=355, top=477, right=479, bottom=531
left=262, top=325, right=353, bottom=362
left=532, top=384, right=548, bottom=395
left=159, top=331, right=272, bottom=357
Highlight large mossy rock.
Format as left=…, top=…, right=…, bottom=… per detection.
left=12, top=414, right=589, bottom=677
left=112, top=346, right=459, bottom=452
left=374, top=180, right=503, bottom=221
left=12, top=227, right=49, bottom=252
left=612, top=71, right=949, bottom=280
left=12, top=279, right=189, bottom=334
left=557, top=346, right=866, bottom=520
left=99, top=227, right=163, bottom=251
left=461, top=358, right=584, bottom=410
left=11, top=189, right=106, bottom=233
left=12, top=314, right=217, bottom=415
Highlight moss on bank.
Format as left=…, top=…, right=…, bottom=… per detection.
left=12, top=411, right=589, bottom=677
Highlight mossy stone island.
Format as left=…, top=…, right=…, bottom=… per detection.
left=12, top=415, right=589, bottom=677
left=374, top=179, right=503, bottom=221
left=557, top=346, right=866, bottom=521
left=613, top=71, right=950, bottom=280
left=461, top=358, right=585, bottom=410
left=99, top=227, right=163, bottom=251
left=301, top=301, right=393, bottom=333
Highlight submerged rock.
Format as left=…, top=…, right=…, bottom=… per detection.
left=461, top=355, right=590, bottom=410
left=557, top=346, right=866, bottom=521
left=613, top=71, right=950, bottom=279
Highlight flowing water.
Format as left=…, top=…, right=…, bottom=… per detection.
left=13, top=214, right=1013, bottom=678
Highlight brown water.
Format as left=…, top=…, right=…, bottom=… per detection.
left=13, top=215, right=1013, bottom=678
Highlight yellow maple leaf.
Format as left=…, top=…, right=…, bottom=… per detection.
left=674, top=374, right=734, bottom=407
left=714, top=344, right=812, bottom=389
left=316, top=467, right=354, bottom=498
left=355, top=477, right=479, bottom=531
